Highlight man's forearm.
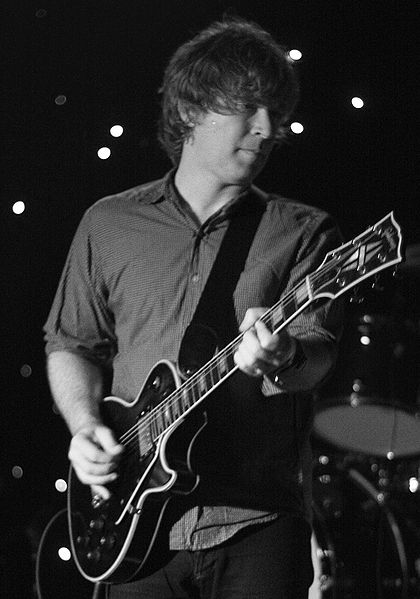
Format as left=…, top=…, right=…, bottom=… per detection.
left=47, top=350, right=105, bottom=435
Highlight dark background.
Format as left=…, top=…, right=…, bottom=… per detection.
left=1, top=1, right=419, bottom=597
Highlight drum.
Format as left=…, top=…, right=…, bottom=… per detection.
left=314, top=313, right=420, bottom=457
left=310, top=463, right=420, bottom=598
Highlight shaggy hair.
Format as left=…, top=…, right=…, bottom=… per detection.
left=158, top=17, right=300, bottom=165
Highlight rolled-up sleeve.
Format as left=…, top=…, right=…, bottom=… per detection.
left=43, top=209, right=117, bottom=367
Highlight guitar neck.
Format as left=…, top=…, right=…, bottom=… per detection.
left=146, top=210, right=403, bottom=441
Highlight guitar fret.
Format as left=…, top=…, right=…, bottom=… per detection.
left=213, top=363, right=219, bottom=381
left=205, top=368, right=213, bottom=390
left=180, top=387, right=192, bottom=411
left=295, top=281, right=309, bottom=307
left=282, top=297, right=297, bottom=321
left=158, top=410, right=166, bottom=433
left=190, top=382, right=199, bottom=405
left=210, top=363, right=219, bottom=385
left=150, top=415, right=158, bottom=440
left=138, top=423, right=153, bottom=456
left=163, top=402, right=173, bottom=426
left=198, top=373, right=208, bottom=396
left=152, top=414, right=162, bottom=437
left=263, top=309, right=276, bottom=333
left=271, top=305, right=283, bottom=328
left=225, top=351, right=235, bottom=371
left=217, top=353, right=229, bottom=378
left=172, top=393, right=182, bottom=419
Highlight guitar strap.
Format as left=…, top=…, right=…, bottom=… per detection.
left=179, top=191, right=265, bottom=372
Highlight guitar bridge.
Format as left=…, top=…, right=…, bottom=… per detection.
left=91, top=494, right=107, bottom=509
left=127, top=504, right=143, bottom=515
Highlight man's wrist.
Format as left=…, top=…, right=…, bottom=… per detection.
left=272, top=338, right=307, bottom=376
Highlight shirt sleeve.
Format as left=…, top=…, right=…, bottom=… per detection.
left=43, top=208, right=117, bottom=368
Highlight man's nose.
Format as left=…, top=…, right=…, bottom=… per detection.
left=249, top=107, right=273, bottom=139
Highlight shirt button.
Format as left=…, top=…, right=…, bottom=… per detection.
left=191, top=274, right=200, bottom=283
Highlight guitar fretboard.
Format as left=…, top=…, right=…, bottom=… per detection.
left=136, top=212, right=402, bottom=448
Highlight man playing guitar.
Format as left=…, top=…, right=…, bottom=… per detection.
left=44, top=16, right=344, bottom=599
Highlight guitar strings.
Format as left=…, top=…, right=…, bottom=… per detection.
left=118, top=235, right=375, bottom=458
left=117, top=229, right=385, bottom=457
left=117, top=235, right=370, bottom=456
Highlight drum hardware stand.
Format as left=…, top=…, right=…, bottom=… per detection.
left=92, top=582, right=107, bottom=599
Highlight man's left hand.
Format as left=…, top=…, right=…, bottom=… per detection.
left=233, top=307, right=296, bottom=377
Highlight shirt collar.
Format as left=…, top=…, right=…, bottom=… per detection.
left=137, top=169, right=176, bottom=205
left=140, top=168, right=267, bottom=219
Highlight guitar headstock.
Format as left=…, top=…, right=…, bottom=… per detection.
left=312, top=212, right=403, bottom=301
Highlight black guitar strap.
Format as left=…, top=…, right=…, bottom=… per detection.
left=179, top=191, right=265, bottom=373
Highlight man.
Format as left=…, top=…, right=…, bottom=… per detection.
left=44, top=17, right=342, bottom=599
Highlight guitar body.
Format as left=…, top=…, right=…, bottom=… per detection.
left=68, top=360, right=206, bottom=583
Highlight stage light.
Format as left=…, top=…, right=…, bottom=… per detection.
left=12, top=466, right=24, bottom=479
left=97, top=147, right=111, bottom=160
left=289, top=49, right=302, bottom=61
left=55, top=479, right=68, bottom=493
left=12, top=201, right=25, bottom=214
left=54, top=95, right=67, bottom=106
left=409, top=477, right=419, bottom=493
left=58, top=547, right=72, bottom=562
left=20, top=364, right=32, bottom=378
left=352, top=379, right=363, bottom=392
left=110, top=125, right=124, bottom=137
left=360, top=335, right=370, bottom=345
left=351, top=97, right=364, bottom=109
left=290, top=122, right=304, bottom=134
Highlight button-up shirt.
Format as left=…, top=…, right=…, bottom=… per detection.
left=44, top=170, right=342, bottom=550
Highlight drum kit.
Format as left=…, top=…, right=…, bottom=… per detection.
left=309, top=246, right=420, bottom=598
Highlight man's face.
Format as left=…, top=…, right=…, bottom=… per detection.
left=182, top=107, right=277, bottom=187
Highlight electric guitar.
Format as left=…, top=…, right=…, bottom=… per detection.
left=68, top=211, right=403, bottom=583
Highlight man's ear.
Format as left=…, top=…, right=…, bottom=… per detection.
left=178, top=103, right=195, bottom=127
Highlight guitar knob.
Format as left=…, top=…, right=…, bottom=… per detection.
left=151, top=376, right=161, bottom=390
left=89, top=518, right=105, bottom=531
left=91, top=494, right=106, bottom=509
left=76, top=534, right=91, bottom=548
left=86, top=548, right=102, bottom=562
left=100, top=534, right=117, bottom=549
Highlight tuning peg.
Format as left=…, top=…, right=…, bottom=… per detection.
left=371, top=274, right=384, bottom=291
left=350, top=286, right=365, bottom=303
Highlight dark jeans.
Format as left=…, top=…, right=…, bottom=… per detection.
left=106, top=515, right=313, bottom=599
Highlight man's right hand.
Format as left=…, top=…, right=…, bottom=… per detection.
left=68, top=423, right=124, bottom=500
